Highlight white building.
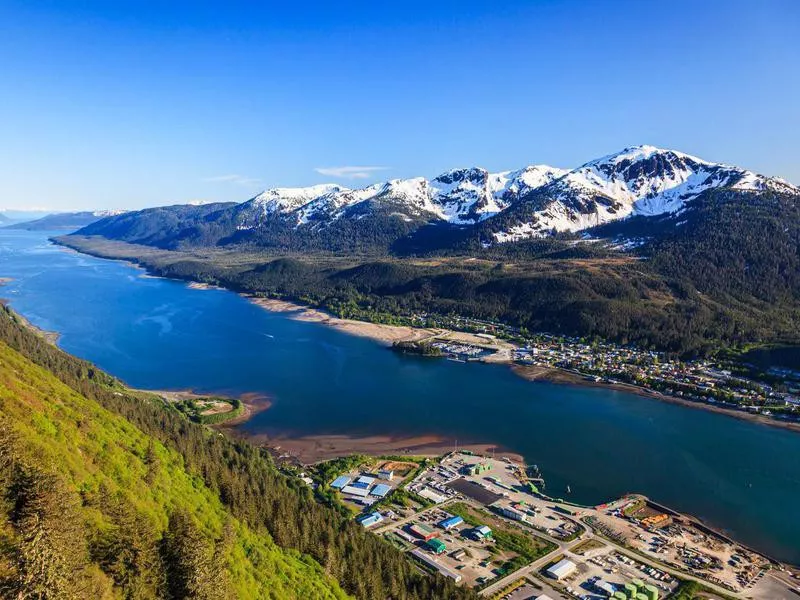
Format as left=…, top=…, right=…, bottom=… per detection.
left=546, top=558, right=577, bottom=580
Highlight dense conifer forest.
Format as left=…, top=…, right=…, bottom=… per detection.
left=0, top=305, right=475, bottom=599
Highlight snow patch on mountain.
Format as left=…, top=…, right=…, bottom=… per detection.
left=232, top=145, right=798, bottom=243
left=489, top=145, right=800, bottom=243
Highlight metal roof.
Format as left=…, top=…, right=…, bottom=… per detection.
left=340, top=485, right=370, bottom=497
left=439, top=516, right=463, bottom=528
left=370, top=483, right=391, bottom=497
left=331, top=476, right=351, bottom=489
left=546, top=558, right=576, bottom=578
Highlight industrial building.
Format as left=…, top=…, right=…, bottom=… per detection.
left=417, top=487, right=448, bottom=504
left=408, top=523, right=438, bottom=541
left=469, top=525, right=492, bottom=541
left=357, top=512, right=383, bottom=528
left=465, top=462, right=490, bottom=476
left=340, top=485, right=370, bottom=498
left=438, top=515, right=463, bottom=530
left=377, top=469, right=394, bottom=481
left=409, top=549, right=462, bottom=583
left=425, top=538, right=446, bottom=555
left=493, top=502, right=529, bottom=522
left=356, top=475, right=376, bottom=486
left=331, top=475, right=351, bottom=489
left=546, top=558, right=577, bottom=580
left=450, top=548, right=466, bottom=561
left=370, top=483, right=391, bottom=497
left=593, top=578, right=616, bottom=596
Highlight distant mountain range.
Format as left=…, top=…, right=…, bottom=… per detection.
left=6, top=210, right=127, bottom=231
left=76, top=145, right=798, bottom=253
left=63, top=145, right=800, bottom=355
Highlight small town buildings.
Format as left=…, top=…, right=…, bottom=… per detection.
left=546, top=558, right=577, bottom=580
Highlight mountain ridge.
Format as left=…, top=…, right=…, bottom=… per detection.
left=76, top=145, right=798, bottom=253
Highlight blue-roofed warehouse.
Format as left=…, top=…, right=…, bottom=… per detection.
left=438, top=515, right=463, bottom=530
left=370, top=483, right=391, bottom=498
left=357, top=512, right=384, bottom=528
left=331, top=476, right=351, bottom=489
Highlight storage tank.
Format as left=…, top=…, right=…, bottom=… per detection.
left=644, top=584, right=659, bottom=600
left=624, top=582, right=638, bottom=598
left=631, top=578, right=646, bottom=590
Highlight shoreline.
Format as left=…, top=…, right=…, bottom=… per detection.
left=248, top=295, right=800, bottom=435
left=51, top=236, right=800, bottom=435
left=513, top=364, right=800, bottom=434
left=138, top=387, right=273, bottom=428
left=0, top=298, right=61, bottom=345
left=246, top=296, right=442, bottom=345
left=227, top=429, right=524, bottom=465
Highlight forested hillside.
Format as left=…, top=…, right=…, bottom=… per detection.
left=0, top=305, right=473, bottom=600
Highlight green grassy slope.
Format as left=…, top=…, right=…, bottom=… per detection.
left=0, top=304, right=472, bottom=600
left=0, top=334, right=351, bottom=599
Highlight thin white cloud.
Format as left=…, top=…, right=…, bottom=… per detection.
left=314, top=166, right=390, bottom=179
left=204, top=174, right=262, bottom=186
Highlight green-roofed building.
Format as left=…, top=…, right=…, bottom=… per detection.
left=425, top=538, right=446, bottom=555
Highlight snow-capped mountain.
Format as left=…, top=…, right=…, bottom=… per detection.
left=486, top=145, right=798, bottom=242
left=235, top=164, right=568, bottom=230
left=75, top=145, right=799, bottom=253
left=233, top=145, right=797, bottom=243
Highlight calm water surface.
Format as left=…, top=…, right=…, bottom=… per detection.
left=1, top=230, right=799, bottom=564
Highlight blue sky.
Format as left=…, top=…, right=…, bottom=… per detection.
left=1, top=0, right=798, bottom=211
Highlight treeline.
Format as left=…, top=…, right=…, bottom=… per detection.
left=0, top=305, right=475, bottom=600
